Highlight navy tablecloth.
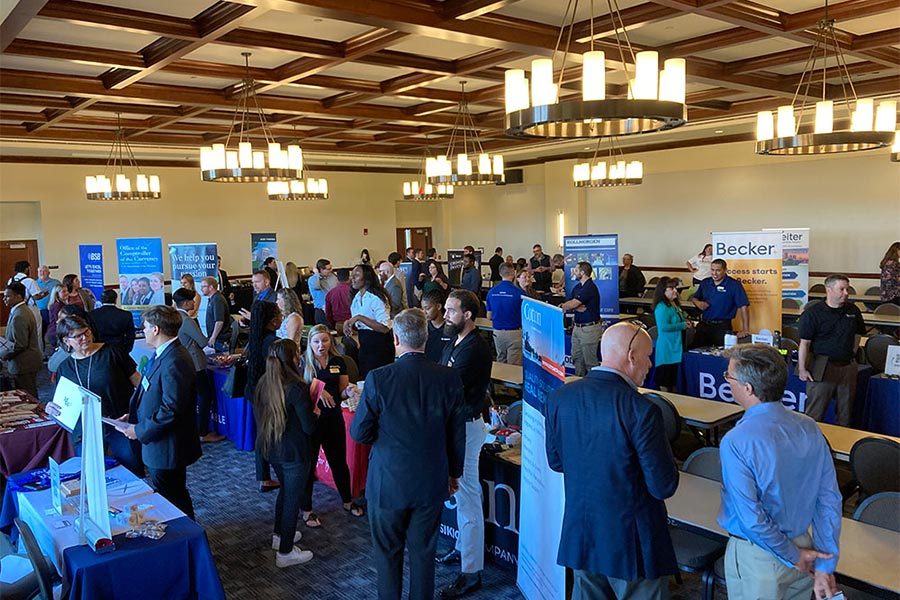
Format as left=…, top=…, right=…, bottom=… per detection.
left=208, top=367, right=256, bottom=451
left=680, top=351, right=873, bottom=429
left=862, top=375, right=900, bottom=437
left=62, top=516, right=224, bottom=600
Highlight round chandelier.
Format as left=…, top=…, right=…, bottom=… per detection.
left=85, top=114, right=160, bottom=201
left=426, top=81, right=504, bottom=187
left=403, top=140, right=455, bottom=200
left=573, top=137, right=643, bottom=188
left=504, top=0, right=686, bottom=139
left=755, top=4, right=895, bottom=156
left=199, top=53, right=303, bottom=182
left=267, top=177, right=329, bottom=201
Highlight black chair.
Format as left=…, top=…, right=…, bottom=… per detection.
left=668, top=449, right=727, bottom=600
left=781, top=325, right=801, bottom=344
left=849, top=437, right=900, bottom=502
left=0, top=532, right=39, bottom=600
left=873, top=303, right=900, bottom=317
left=865, top=286, right=881, bottom=296
left=14, top=518, right=58, bottom=600
left=864, top=334, right=899, bottom=373
left=853, top=491, right=900, bottom=531
left=642, top=391, right=681, bottom=445
left=780, top=338, right=798, bottom=353
left=648, top=276, right=660, bottom=285
left=810, top=283, right=826, bottom=293
left=638, top=312, right=656, bottom=328
left=848, top=285, right=857, bottom=295
left=647, top=326, right=658, bottom=341
left=683, top=325, right=695, bottom=350
left=781, top=298, right=800, bottom=309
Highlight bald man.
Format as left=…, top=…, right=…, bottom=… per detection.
left=544, top=322, right=679, bottom=600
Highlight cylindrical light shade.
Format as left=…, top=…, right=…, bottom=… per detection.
left=531, top=58, right=557, bottom=106
left=591, top=162, right=607, bottom=181
left=424, top=183, right=433, bottom=194
left=625, top=161, right=643, bottom=179
left=893, top=131, right=900, bottom=152
left=814, top=101, right=833, bottom=134
left=115, top=174, right=130, bottom=192
left=457, top=153, right=472, bottom=175
left=660, top=58, right=685, bottom=104
left=85, top=176, right=97, bottom=194
left=852, top=98, right=874, bottom=132
left=478, top=154, right=491, bottom=174
left=149, top=176, right=160, bottom=193
left=776, top=105, right=795, bottom=138
left=253, top=152, right=265, bottom=169
left=136, top=174, right=149, bottom=192
left=200, top=148, right=214, bottom=171
left=212, top=144, right=226, bottom=169
left=426, top=157, right=437, bottom=177
left=582, top=51, right=606, bottom=101
left=756, top=111, right=774, bottom=141
left=238, top=142, right=252, bottom=168
left=320, top=180, right=328, bottom=196
left=505, top=69, right=528, bottom=113
left=288, top=145, right=303, bottom=170
left=634, top=51, right=659, bottom=100
left=226, top=151, right=239, bottom=169
left=403, top=182, right=412, bottom=196
left=493, top=155, right=504, bottom=178
left=573, top=163, right=590, bottom=182
left=267, top=143, right=282, bottom=168
left=875, top=101, right=897, bottom=132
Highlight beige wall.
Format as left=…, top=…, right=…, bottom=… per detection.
left=2, top=142, right=897, bottom=283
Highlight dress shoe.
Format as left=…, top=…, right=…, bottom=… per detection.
left=439, top=573, right=481, bottom=598
left=258, top=480, right=280, bottom=493
left=435, top=549, right=461, bottom=565
left=199, top=433, right=226, bottom=443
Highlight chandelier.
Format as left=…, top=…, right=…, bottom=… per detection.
left=199, top=53, right=303, bottom=182
left=267, top=177, right=329, bottom=201
left=755, top=4, right=895, bottom=155
left=426, top=81, right=504, bottom=187
left=85, top=114, right=160, bottom=201
left=504, top=0, right=686, bottom=138
left=403, top=140, right=455, bottom=200
left=573, top=137, right=643, bottom=187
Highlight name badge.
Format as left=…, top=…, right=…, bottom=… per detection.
left=329, top=366, right=341, bottom=374
left=716, top=286, right=725, bottom=292
left=141, top=377, right=150, bottom=391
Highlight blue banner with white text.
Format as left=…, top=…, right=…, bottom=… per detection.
left=78, top=244, right=105, bottom=302
left=563, top=234, right=619, bottom=317
left=117, top=237, right=164, bottom=326
left=251, top=233, right=277, bottom=272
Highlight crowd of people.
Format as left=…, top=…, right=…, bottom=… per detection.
left=1, top=238, right=898, bottom=600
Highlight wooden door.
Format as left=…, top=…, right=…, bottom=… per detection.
left=396, top=227, right=432, bottom=256
left=0, top=239, right=40, bottom=326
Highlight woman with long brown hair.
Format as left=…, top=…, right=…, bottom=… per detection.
left=880, top=241, right=900, bottom=304
left=255, top=338, right=318, bottom=568
left=652, top=277, right=693, bottom=392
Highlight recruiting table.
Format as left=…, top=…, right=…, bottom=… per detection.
left=0, top=390, right=74, bottom=481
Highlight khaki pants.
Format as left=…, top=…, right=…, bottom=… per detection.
left=805, top=361, right=857, bottom=427
left=454, top=418, right=487, bottom=573
left=572, top=322, right=602, bottom=377
left=725, top=534, right=813, bottom=600
left=492, top=329, right=522, bottom=365
left=572, top=570, right=669, bottom=600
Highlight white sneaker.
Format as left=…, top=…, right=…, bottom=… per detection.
left=275, top=546, right=314, bottom=568
left=272, top=531, right=302, bottom=550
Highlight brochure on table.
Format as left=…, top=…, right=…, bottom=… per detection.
left=517, top=297, right=566, bottom=600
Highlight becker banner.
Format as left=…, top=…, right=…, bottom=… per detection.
left=712, top=231, right=782, bottom=335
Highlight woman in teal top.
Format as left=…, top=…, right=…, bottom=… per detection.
left=652, top=277, right=693, bottom=392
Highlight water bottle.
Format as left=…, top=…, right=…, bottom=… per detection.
left=773, top=330, right=782, bottom=349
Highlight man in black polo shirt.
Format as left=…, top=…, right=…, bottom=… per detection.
left=528, top=244, right=552, bottom=294
left=560, top=261, right=602, bottom=376
left=797, top=274, right=866, bottom=426
left=436, top=290, right=492, bottom=598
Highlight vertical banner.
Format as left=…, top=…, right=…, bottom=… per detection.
left=78, top=244, right=105, bottom=301
left=250, top=233, right=277, bottom=272
left=563, top=234, right=619, bottom=317
left=712, top=231, right=783, bottom=334
left=168, top=243, right=218, bottom=291
left=775, top=228, right=810, bottom=309
left=117, top=237, right=164, bottom=326
left=517, top=297, right=566, bottom=600
left=446, top=249, right=482, bottom=287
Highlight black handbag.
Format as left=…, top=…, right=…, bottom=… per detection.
left=222, top=357, right=248, bottom=398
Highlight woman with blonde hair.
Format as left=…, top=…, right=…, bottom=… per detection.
left=298, top=325, right=363, bottom=527
left=255, top=338, right=317, bottom=568
left=276, top=288, right=305, bottom=346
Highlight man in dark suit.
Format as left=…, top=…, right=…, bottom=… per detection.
left=436, top=289, right=493, bottom=598
left=351, top=308, right=466, bottom=600
left=119, top=305, right=202, bottom=519
left=90, top=289, right=136, bottom=352
left=0, top=282, right=43, bottom=398
left=544, top=321, right=679, bottom=600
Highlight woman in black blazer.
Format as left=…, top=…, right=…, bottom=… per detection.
left=256, top=338, right=318, bottom=568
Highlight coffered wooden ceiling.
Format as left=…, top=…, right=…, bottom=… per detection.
left=0, top=0, right=898, bottom=166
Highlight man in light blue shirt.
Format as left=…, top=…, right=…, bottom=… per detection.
left=718, top=344, right=841, bottom=600
left=308, top=258, right=337, bottom=326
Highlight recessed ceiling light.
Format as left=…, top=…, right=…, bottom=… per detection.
left=715, top=129, right=724, bottom=134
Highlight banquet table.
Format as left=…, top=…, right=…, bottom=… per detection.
left=10, top=463, right=225, bottom=600
left=861, top=375, right=900, bottom=436
left=207, top=366, right=256, bottom=451
left=314, top=408, right=369, bottom=499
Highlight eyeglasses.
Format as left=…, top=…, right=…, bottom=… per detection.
left=627, top=321, right=648, bottom=353
left=66, top=330, right=89, bottom=341
left=722, top=371, right=739, bottom=382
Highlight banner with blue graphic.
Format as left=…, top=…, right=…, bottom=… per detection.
left=772, top=228, right=809, bottom=309
left=117, top=238, right=164, bottom=326
left=517, top=297, right=566, bottom=600
left=563, top=234, right=619, bottom=317
left=168, top=243, right=218, bottom=292
left=250, top=233, right=277, bottom=272
left=78, top=245, right=105, bottom=302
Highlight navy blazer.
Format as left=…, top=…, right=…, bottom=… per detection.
left=91, top=304, right=136, bottom=352
left=350, top=353, right=466, bottom=509
left=544, top=369, right=679, bottom=580
left=129, top=339, right=202, bottom=470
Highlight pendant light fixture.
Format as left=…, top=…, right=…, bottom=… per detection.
left=267, top=176, right=329, bottom=201
left=755, top=2, right=895, bottom=155
left=504, top=0, right=686, bottom=138
left=403, top=138, right=455, bottom=200
left=85, top=114, right=161, bottom=201
left=426, top=81, right=504, bottom=187
left=572, top=136, right=643, bottom=187
left=199, top=53, right=303, bottom=182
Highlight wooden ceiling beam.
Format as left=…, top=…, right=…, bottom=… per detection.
left=782, top=0, right=899, bottom=32
left=4, top=38, right=145, bottom=70
left=25, top=96, right=98, bottom=132
left=437, top=0, right=522, bottom=21
left=0, top=93, right=74, bottom=109
left=37, top=0, right=199, bottom=39
left=1, top=0, right=51, bottom=52
left=656, top=27, right=767, bottom=57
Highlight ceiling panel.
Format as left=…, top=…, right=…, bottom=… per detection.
left=317, top=62, right=414, bottom=81
left=244, top=11, right=373, bottom=42
left=836, top=11, right=900, bottom=35
left=138, top=71, right=239, bottom=89
left=694, top=38, right=807, bottom=63
left=626, top=14, right=733, bottom=46
left=92, top=0, right=214, bottom=19
left=20, top=18, right=157, bottom=52
left=0, top=55, right=107, bottom=77
left=181, top=44, right=298, bottom=70
left=388, top=37, right=491, bottom=60
left=495, top=0, right=647, bottom=26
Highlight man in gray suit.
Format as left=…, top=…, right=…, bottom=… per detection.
left=377, top=260, right=406, bottom=318
left=1, top=282, right=43, bottom=398
left=351, top=308, right=466, bottom=600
